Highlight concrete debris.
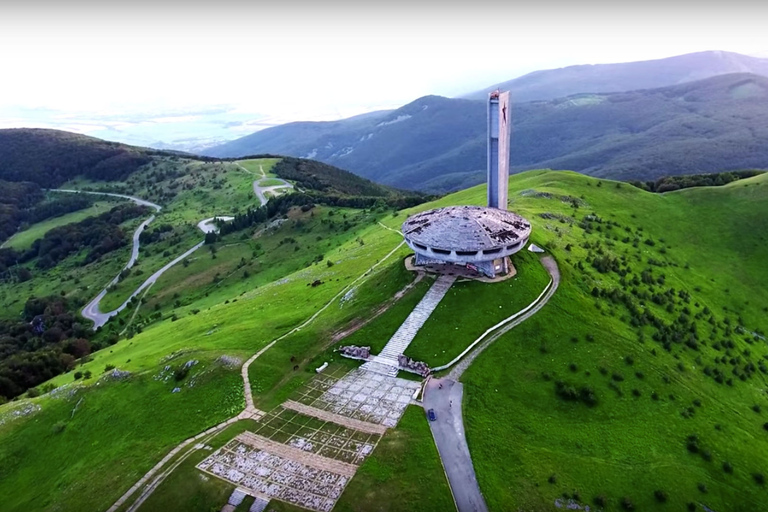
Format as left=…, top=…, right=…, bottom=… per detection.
left=105, top=369, right=131, bottom=380
left=554, top=499, right=591, bottom=510
left=337, top=346, right=370, bottom=360
left=397, top=355, right=430, bottom=377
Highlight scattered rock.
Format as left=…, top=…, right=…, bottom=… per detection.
left=0, top=402, right=41, bottom=427
left=216, top=355, right=243, bottom=368
left=104, top=369, right=131, bottom=380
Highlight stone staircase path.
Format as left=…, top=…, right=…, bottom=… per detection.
left=362, top=274, right=456, bottom=375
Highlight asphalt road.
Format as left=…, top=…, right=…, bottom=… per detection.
left=69, top=162, right=290, bottom=329
left=252, top=179, right=293, bottom=206
left=422, top=256, right=561, bottom=511
left=423, top=378, right=488, bottom=512
left=235, top=162, right=293, bottom=206
left=54, top=189, right=162, bottom=212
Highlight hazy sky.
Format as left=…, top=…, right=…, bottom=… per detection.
left=1, top=0, right=767, bottom=142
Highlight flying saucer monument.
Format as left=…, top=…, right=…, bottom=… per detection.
left=402, top=91, right=531, bottom=279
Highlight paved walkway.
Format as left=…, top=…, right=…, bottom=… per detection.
left=362, top=274, right=456, bottom=376
left=423, top=378, right=487, bottom=512
left=423, top=256, right=560, bottom=512
left=282, top=400, right=387, bottom=435
left=238, top=432, right=358, bottom=477
left=108, top=227, right=408, bottom=512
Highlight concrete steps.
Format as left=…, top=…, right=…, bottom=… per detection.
left=360, top=360, right=399, bottom=377
left=361, top=275, right=456, bottom=376
left=249, top=497, right=269, bottom=512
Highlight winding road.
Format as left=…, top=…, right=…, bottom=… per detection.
left=235, top=162, right=294, bottom=205
left=55, top=162, right=294, bottom=330
left=423, top=256, right=560, bottom=512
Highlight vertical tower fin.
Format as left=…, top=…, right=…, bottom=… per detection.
left=487, top=90, right=511, bottom=210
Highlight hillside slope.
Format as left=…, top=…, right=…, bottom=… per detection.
left=2, top=169, right=767, bottom=511
left=206, top=74, right=768, bottom=191
left=464, top=50, right=768, bottom=101
left=0, top=129, right=172, bottom=188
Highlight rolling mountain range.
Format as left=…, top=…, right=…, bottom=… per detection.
left=205, top=72, right=768, bottom=192
left=464, top=50, right=768, bottom=101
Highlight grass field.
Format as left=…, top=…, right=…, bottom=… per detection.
left=2, top=201, right=116, bottom=250
left=335, top=406, right=454, bottom=512
left=2, top=168, right=768, bottom=511
left=135, top=420, right=260, bottom=512
left=0, top=357, right=244, bottom=512
left=258, top=178, right=287, bottom=187
left=0, top=214, right=146, bottom=319
left=455, top=171, right=768, bottom=511
left=404, top=248, right=551, bottom=367
left=237, top=158, right=280, bottom=178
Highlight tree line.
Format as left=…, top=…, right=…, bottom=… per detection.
left=0, top=181, right=100, bottom=244
left=630, top=170, right=765, bottom=193
left=213, top=191, right=424, bottom=240
left=0, top=204, right=148, bottom=281
left=0, top=295, right=106, bottom=401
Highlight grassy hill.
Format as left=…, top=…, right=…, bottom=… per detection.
left=0, top=129, right=171, bottom=187
left=464, top=50, right=768, bottom=101
left=206, top=73, right=768, bottom=192
left=0, top=169, right=767, bottom=511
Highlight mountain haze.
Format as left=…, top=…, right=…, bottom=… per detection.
left=206, top=73, right=768, bottom=191
left=464, top=50, right=768, bottom=101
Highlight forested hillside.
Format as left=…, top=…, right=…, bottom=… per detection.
left=0, top=129, right=166, bottom=187
left=206, top=73, right=768, bottom=192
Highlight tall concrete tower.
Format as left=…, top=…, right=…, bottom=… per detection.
left=487, top=90, right=511, bottom=210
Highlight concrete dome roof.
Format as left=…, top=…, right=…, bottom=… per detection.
left=402, top=205, right=531, bottom=252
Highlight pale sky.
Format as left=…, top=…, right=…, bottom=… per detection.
left=1, top=0, right=767, bottom=146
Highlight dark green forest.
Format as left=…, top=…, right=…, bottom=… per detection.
left=0, top=203, right=147, bottom=281
left=0, top=295, right=105, bottom=401
left=631, top=170, right=765, bottom=192
left=0, top=181, right=96, bottom=243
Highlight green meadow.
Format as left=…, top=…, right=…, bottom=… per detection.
left=1, top=168, right=767, bottom=511
left=2, top=201, right=116, bottom=250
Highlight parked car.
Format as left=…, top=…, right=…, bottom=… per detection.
left=427, top=408, right=437, bottom=421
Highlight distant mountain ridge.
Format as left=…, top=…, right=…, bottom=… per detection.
left=464, top=50, right=768, bottom=101
left=205, top=73, right=768, bottom=191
